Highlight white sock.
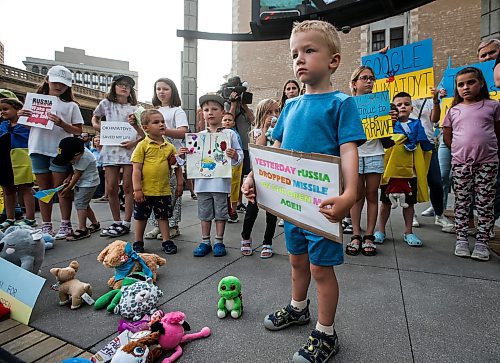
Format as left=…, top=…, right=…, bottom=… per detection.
left=122, top=221, right=131, bottom=228
left=202, top=236, right=211, bottom=245
left=114, top=220, right=122, bottom=225
left=290, top=299, right=307, bottom=311
left=316, top=321, right=334, bottom=335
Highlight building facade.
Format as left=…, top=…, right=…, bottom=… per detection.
left=231, top=0, right=492, bottom=104
left=0, top=41, right=4, bottom=64
left=23, top=47, right=138, bottom=93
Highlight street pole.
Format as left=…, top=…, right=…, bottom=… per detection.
left=182, top=0, right=198, bottom=131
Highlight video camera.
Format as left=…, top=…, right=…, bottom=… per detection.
left=219, top=76, right=253, bottom=104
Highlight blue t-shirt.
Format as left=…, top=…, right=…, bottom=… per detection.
left=272, top=91, right=366, bottom=156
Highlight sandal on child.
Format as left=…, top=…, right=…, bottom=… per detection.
left=241, top=239, right=253, bottom=256
left=66, top=229, right=90, bottom=241
left=345, top=235, right=362, bottom=256
left=361, top=235, right=377, bottom=256
left=260, top=245, right=273, bottom=259
left=403, top=233, right=422, bottom=247
left=106, top=223, right=130, bottom=237
left=100, top=223, right=119, bottom=237
left=373, top=231, right=386, bottom=244
left=88, top=223, right=101, bottom=234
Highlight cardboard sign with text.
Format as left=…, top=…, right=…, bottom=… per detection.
left=0, top=259, right=45, bottom=324
left=185, top=132, right=232, bottom=179
left=100, top=121, right=138, bottom=146
left=18, top=93, right=57, bottom=130
left=354, top=91, right=393, bottom=139
left=249, top=144, right=342, bottom=242
left=362, top=39, right=434, bottom=100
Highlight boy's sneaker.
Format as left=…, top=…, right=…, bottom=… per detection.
left=292, top=329, right=340, bottom=363
left=228, top=211, right=239, bottom=223
left=264, top=300, right=310, bottom=331
left=133, top=241, right=145, bottom=253
left=236, top=204, right=247, bottom=213
left=421, top=206, right=435, bottom=217
left=15, top=219, right=38, bottom=228
left=471, top=243, right=490, bottom=261
left=162, top=240, right=177, bottom=255
left=55, top=223, right=73, bottom=240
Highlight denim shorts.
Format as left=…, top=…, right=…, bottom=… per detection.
left=30, top=153, right=72, bottom=174
left=284, top=221, right=344, bottom=266
left=358, top=155, right=385, bottom=175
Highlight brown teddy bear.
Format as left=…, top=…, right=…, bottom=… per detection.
left=50, top=260, right=92, bottom=310
left=97, top=240, right=167, bottom=289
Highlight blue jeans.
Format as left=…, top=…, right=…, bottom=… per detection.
left=427, top=148, right=444, bottom=216
left=438, top=137, right=452, bottom=209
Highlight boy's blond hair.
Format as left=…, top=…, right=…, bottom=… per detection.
left=291, top=20, right=341, bottom=55
left=140, top=109, right=163, bottom=126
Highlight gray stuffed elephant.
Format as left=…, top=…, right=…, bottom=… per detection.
left=0, top=226, right=45, bottom=274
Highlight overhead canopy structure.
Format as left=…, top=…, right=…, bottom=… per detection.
left=177, top=0, right=435, bottom=41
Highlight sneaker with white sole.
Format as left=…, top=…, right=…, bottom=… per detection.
left=435, top=215, right=453, bottom=228
left=412, top=216, right=420, bottom=227
left=454, top=241, right=470, bottom=258
left=292, top=329, right=340, bottom=363
left=421, top=206, right=435, bottom=217
left=264, top=300, right=311, bottom=331
left=471, top=243, right=490, bottom=261
left=55, top=223, right=73, bottom=240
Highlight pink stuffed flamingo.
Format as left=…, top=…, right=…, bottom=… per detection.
left=150, top=311, right=211, bottom=363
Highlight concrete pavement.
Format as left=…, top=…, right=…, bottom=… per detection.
left=22, top=194, right=500, bottom=362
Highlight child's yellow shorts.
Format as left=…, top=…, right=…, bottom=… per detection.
left=230, top=163, right=243, bottom=203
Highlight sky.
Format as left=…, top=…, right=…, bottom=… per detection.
left=1, top=0, right=233, bottom=102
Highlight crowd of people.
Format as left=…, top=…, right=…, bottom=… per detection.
left=0, top=20, right=499, bottom=363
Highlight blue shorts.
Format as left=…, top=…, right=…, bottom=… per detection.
left=358, top=155, right=384, bottom=174
left=30, top=153, right=72, bottom=174
left=284, top=221, right=344, bottom=266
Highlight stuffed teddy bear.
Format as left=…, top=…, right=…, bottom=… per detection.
left=114, top=278, right=163, bottom=321
left=50, top=260, right=92, bottom=309
left=95, top=272, right=148, bottom=313
left=385, top=178, right=412, bottom=209
left=110, top=331, right=159, bottom=363
left=0, top=226, right=45, bottom=274
left=150, top=311, right=211, bottom=363
left=97, top=240, right=167, bottom=289
left=217, top=276, right=243, bottom=319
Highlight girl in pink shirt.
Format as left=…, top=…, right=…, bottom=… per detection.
left=443, top=67, right=500, bottom=261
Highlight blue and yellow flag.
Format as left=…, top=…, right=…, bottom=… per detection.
left=34, top=185, right=64, bottom=204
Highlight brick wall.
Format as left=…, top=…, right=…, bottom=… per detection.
left=232, top=0, right=482, bottom=105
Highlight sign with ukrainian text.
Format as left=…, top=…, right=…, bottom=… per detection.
left=18, top=93, right=57, bottom=130
left=362, top=39, right=434, bottom=100
left=100, top=121, right=138, bottom=146
left=0, top=258, right=45, bottom=324
left=354, top=91, right=393, bottom=139
left=439, top=59, right=500, bottom=120
left=249, top=144, right=342, bottom=242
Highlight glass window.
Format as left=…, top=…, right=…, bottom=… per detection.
left=41, top=66, right=48, bottom=75
left=84, top=72, right=91, bottom=85
left=92, top=73, right=98, bottom=84
left=371, top=30, right=385, bottom=52
left=32, top=65, right=39, bottom=73
left=99, top=74, right=106, bottom=85
left=390, top=27, right=404, bottom=48
left=107, top=75, right=113, bottom=85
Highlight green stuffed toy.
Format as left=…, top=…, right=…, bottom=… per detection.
left=94, top=272, right=147, bottom=312
left=217, top=276, right=242, bottom=319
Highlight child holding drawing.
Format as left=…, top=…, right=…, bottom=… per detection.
left=0, top=98, right=36, bottom=230
left=18, top=65, right=84, bottom=238
left=179, top=94, right=243, bottom=257
left=242, top=20, right=365, bottom=362
left=92, top=75, right=144, bottom=238
left=240, top=98, right=279, bottom=258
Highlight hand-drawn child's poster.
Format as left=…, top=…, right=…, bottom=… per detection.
left=185, top=132, right=232, bottom=178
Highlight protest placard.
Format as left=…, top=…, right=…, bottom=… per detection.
left=249, top=144, right=342, bottom=242
left=18, top=93, right=57, bottom=130
left=100, top=121, right=138, bottom=146
left=354, top=91, right=393, bottom=139
left=439, top=59, right=500, bottom=120
left=362, top=39, right=434, bottom=100
left=186, top=132, right=232, bottom=179
left=0, top=259, right=45, bottom=324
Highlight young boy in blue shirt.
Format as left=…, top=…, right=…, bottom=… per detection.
left=242, top=20, right=366, bottom=362
left=180, top=94, right=243, bottom=257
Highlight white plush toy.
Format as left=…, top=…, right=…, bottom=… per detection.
left=388, top=193, right=409, bottom=209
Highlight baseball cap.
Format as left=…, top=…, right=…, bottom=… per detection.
left=0, top=89, right=18, bottom=99
left=47, top=65, right=73, bottom=87
left=53, top=137, right=85, bottom=166
left=199, top=93, right=225, bottom=108
left=112, top=74, right=135, bottom=88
